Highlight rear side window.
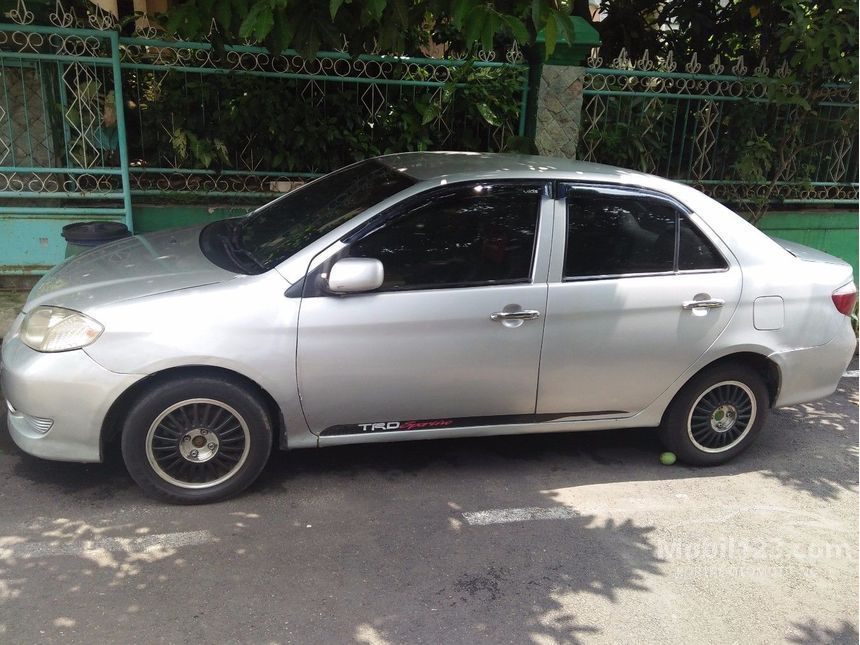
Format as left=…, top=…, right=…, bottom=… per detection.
left=678, top=217, right=728, bottom=270
left=564, top=188, right=726, bottom=279
left=347, top=183, right=543, bottom=291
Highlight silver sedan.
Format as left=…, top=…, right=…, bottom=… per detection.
left=2, top=153, right=856, bottom=503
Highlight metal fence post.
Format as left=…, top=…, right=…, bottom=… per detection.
left=108, top=30, right=133, bottom=232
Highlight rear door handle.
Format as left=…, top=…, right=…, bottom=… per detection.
left=490, top=310, right=541, bottom=321
left=682, top=298, right=725, bottom=310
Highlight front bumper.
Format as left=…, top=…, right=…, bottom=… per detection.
left=771, top=321, right=857, bottom=408
left=1, top=335, right=143, bottom=462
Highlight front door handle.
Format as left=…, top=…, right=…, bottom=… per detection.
left=490, top=309, right=541, bottom=321
left=682, top=298, right=725, bottom=310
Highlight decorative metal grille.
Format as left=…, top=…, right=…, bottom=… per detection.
left=0, top=0, right=527, bottom=206
left=0, top=1, right=128, bottom=221
left=580, top=47, right=859, bottom=205
left=118, top=28, right=528, bottom=196
left=0, top=0, right=856, bottom=210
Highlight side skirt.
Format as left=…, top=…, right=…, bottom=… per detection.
left=316, top=412, right=649, bottom=448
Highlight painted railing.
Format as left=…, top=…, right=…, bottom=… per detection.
left=0, top=0, right=857, bottom=275
left=580, top=48, right=859, bottom=206
left=120, top=31, right=528, bottom=198
left=0, top=20, right=131, bottom=226
left=0, top=1, right=527, bottom=273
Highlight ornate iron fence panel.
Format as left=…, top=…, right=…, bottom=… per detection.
left=0, top=0, right=527, bottom=272
left=0, top=13, right=132, bottom=234
left=118, top=26, right=528, bottom=197
left=580, top=48, right=859, bottom=206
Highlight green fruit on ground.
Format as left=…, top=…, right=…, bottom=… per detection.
left=660, top=452, right=677, bottom=465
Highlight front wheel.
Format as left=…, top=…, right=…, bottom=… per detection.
left=121, top=376, right=273, bottom=503
left=658, top=364, right=769, bottom=466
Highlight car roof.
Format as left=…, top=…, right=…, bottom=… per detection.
left=376, top=151, right=640, bottom=183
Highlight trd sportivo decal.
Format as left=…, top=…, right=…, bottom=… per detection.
left=319, top=411, right=628, bottom=437
left=359, top=419, right=455, bottom=432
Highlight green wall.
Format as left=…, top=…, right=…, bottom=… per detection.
left=132, top=203, right=259, bottom=234
left=757, top=209, right=858, bottom=279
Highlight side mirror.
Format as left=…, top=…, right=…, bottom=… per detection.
left=326, top=257, right=384, bottom=294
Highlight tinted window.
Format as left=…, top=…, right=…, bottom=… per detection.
left=347, top=183, right=542, bottom=291
left=678, top=217, right=727, bottom=270
left=235, top=160, right=416, bottom=270
left=565, top=190, right=677, bottom=278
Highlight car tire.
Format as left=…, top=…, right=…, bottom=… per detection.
left=658, top=364, right=769, bottom=466
left=121, top=375, right=273, bottom=504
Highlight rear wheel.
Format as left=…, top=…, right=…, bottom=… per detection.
left=121, top=376, right=272, bottom=503
left=659, top=364, right=769, bottom=465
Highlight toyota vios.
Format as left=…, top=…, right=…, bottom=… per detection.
left=2, top=153, right=856, bottom=503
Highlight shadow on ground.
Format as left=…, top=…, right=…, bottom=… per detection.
left=0, top=373, right=856, bottom=642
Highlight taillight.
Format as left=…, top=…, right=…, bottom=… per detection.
left=832, top=283, right=857, bottom=316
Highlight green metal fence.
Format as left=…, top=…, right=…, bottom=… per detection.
left=119, top=26, right=529, bottom=199
left=0, top=21, right=131, bottom=224
left=579, top=49, right=859, bottom=207
left=0, top=2, right=528, bottom=272
left=1, top=2, right=858, bottom=275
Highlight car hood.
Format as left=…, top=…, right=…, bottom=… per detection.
left=26, top=225, right=237, bottom=312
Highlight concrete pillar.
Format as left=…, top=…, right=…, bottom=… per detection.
left=530, top=16, right=600, bottom=159
left=534, top=65, right=585, bottom=159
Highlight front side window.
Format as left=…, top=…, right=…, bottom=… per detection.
left=346, top=182, right=544, bottom=291
left=563, top=187, right=725, bottom=279
left=234, top=160, right=417, bottom=270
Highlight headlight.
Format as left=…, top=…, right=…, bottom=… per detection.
left=20, top=306, right=104, bottom=352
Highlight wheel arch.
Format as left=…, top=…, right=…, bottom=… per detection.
left=101, top=365, right=285, bottom=452
left=678, top=351, right=781, bottom=410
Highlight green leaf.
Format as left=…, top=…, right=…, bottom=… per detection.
left=554, top=9, right=574, bottom=46
left=544, top=14, right=557, bottom=58
left=463, top=6, right=486, bottom=50
left=367, top=0, right=386, bottom=19
left=171, top=128, right=188, bottom=161
left=452, top=0, right=471, bottom=29
left=476, top=102, right=502, bottom=126
left=238, top=0, right=275, bottom=40
left=531, top=0, right=542, bottom=30
left=214, top=139, right=230, bottom=164
left=502, top=15, right=529, bottom=44
left=419, top=102, right=440, bottom=125
left=214, top=0, right=233, bottom=33
left=329, top=0, right=344, bottom=20
left=481, top=13, right=496, bottom=53
left=269, top=15, right=296, bottom=52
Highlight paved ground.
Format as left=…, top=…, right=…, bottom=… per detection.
left=0, top=360, right=857, bottom=644
left=0, top=290, right=26, bottom=341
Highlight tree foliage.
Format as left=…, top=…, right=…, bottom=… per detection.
left=162, top=0, right=857, bottom=86
left=164, top=0, right=576, bottom=58
left=583, top=0, right=857, bottom=85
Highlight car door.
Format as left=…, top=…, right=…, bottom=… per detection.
left=537, top=183, right=742, bottom=417
left=296, top=181, right=553, bottom=438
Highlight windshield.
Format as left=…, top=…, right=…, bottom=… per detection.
left=235, top=159, right=417, bottom=269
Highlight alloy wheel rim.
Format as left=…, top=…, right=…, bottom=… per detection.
left=145, top=398, right=251, bottom=489
left=687, top=381, right=756, bottom=454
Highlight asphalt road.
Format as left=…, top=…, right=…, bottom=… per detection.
left=0, top=366, right=857, bottom=644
